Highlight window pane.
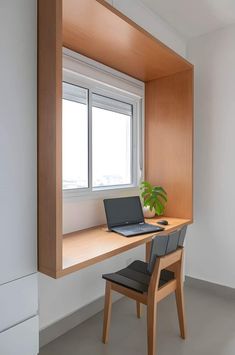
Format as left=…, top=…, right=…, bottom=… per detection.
left=62, top=83, right=88, bottom=190
left=92, top=94, right=132, bottom=188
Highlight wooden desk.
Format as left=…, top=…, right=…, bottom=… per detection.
left=60, top=217, right=191, bottom=277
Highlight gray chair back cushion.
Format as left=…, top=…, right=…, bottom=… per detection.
left=147, top=226, right=187, bottom=274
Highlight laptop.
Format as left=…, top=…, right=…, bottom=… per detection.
left=103, top=196, right=165, bottom=237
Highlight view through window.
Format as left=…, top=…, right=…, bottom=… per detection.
left=63, top=81, right=138, bottom=193
left=62, top=85, right=88, bottom=189
left=92, top=93, right=132, bottom=188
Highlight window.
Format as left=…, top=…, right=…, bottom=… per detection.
left=92, top=94, right=132, bottom=188
left=62, top=51, right=144, bottom=196
left=63, top=84, right=88, bottom=189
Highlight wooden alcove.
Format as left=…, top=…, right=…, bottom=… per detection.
left=38, top=0, right=193, bottom=278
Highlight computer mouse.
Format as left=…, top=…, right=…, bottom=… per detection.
left=157, top=220, right=169, bottom=226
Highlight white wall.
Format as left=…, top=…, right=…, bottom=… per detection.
left=39, top=246, right=144, bottom=329
left=39, top=1, right=187, bottom=331
left=186, top=24, right=235, bottom=288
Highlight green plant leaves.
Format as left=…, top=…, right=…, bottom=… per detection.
left=140, top=180, right=167, bottom=216
left=141, top=181, right=152, bottom=189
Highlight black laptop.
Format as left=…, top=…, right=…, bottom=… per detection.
left=103, top=196, right=164, bottom=237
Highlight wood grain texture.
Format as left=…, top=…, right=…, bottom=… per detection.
left=175, top=249, right=186, bottom=339
left=38, top=0, right=63, bottom=277
left=145, top=69, right=193, bottom=219
left=146, top=242, right=151, bottom=262
left=147, top=292, right=157, bottom=355
left=111, top=283, right=147, bottom=305
left=136, top=301, right=142, bottom=319
left=62, top=0, right=192, bottom=81
left=156, top=279, right=177, bottom=302
left=61, top=218, right=190, bottom=276
left=102, top=281, right=112, bottom=344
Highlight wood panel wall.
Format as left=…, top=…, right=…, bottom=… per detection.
left=145, top=70, right=193, bottom=220
left=38, top=0, right=63, bottom=277
left=63, top=0, right=192, bottom=81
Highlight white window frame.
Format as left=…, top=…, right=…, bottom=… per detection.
left=63, top=48, right=145, bottom=199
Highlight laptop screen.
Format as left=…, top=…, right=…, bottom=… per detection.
left=103, top=196, right=144, bottom=229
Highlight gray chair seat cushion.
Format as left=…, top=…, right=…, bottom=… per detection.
left=103, top=260, right=175, bottom=294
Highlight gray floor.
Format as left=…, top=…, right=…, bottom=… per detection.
left=40, top=283, right=235, bottom=355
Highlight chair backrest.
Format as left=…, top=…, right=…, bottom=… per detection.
left=147, top=225, right=187, bottom=274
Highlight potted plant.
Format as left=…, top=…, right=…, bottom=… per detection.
left=140, top=181, right=167, bottom=218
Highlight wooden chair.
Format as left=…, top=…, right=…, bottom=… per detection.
left=102, top=226, right=187, bottom=355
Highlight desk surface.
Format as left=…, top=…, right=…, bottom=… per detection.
left=60, top=217, right=191, bottom=277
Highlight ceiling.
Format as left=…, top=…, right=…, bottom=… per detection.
left=141, top=0, right=235, bottom=38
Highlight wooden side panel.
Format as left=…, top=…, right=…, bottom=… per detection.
left=145, top=70, right=193, bottom=219
left=62, top=0, right=192, bottom=81
left=38, top=0, right=63, bottom=277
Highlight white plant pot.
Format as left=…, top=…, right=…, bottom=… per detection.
left=143, top=206, right=155, bottom=218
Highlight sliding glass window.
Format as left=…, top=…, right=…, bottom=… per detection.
left=92, top=94, right=132, bottom=188
left=62, top=83, right=88, bottom=190
left=62, top=81, right=140, bottom=194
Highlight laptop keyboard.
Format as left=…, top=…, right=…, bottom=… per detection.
left=112, top=223, right=164, bottom=236
left=121, top=224, right=152, bottom=231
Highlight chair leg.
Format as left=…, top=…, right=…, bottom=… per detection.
left=102, top=281, right=112, bottom=344
left=175, top=285, right=186, bottom=339
left=147, top=298, right=157, bottom=355
left=136, top=301, right=142, bottom=318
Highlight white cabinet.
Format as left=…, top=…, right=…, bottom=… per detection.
left=0, top=274, right=38, bottom=333
left=0, top=0, right=38, bottom=353
left=0, top=0, right=37, bottom=285
left=0, top=316, right=39, bottom=355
